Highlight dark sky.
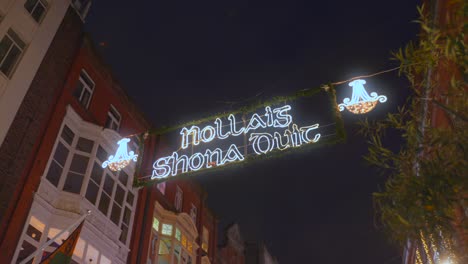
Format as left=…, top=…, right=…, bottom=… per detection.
left=85, top=1, right=421, bottom=263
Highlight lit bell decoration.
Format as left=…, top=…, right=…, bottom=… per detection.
left=338, top=79, right=387, bottom=114
left=102, top=138, right=138, bottom=171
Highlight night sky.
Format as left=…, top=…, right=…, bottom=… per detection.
left=85, top=1, right=421, bottom=263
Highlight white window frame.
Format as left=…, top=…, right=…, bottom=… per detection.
left=0, top=28, right=26, bottom=78
left=189, top=204, right=197, bottom=224
left=157, top=181, right=166, bottom=195
left=202, top=226, right=209, bottom=252
left=24, top=0, right=48, bottom=23
left=74, top=70, right=95, bottom=109
left=105, top=104, right=121, bottom=131
left=42, top=114, right=137, bottom=247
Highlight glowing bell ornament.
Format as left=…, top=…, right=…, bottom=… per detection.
left=338, top=79, right=387, bottom=114
left=102, top=138, right=138, bottom=171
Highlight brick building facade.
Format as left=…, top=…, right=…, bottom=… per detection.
left=0, top=3, right=219, bottom=264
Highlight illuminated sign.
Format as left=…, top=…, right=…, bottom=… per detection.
left=151, top=105, right=321, bottom=179
left=338, top=79, right=387, bottom=114
left=102, top=138, right=138, bottom=171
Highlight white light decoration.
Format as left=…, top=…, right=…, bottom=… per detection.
left=338, top=79, right=387, bottom=114
left=102, top=138, right=138, bottom=171
left=151, top=104, right=322, bottom=179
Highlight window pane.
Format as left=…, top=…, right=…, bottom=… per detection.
left=85, top=244, right=99, bottom=264
left=152, top=217, right=159, bottom=231
left=175, top=228, right=181, bottom=241
left=63, top=171, right=84, bottom=194
left=61, top=125, right=75, bottom=145
left=46, top=161, right=62, bottom=187
left=115, top=185, right=124, bottom=205
left=96, top=145, right=108, bottom=162
left=157, top=182, right=166, bottom=195
left=101, top=255, right=111, bottom=264
left=119, top=224, right=128, bottom=244
left=161, top=224, right=172, bottom=236
left=85, top=181, right=99, bottom=204
left=0, top=36, right=13, bottom=63
left=109, top=106, right=121, bottom=121
left=69, top=154, right=89, bottom=174
left=16, top=240, right=36, bottom=264
left=73, top=81, right=84, bottom=100
left=53, top=142, right=69, bottom=166
left=90, top=162, right=103, bottom=183
left=24, top=0, right=37, bottom=13
left=80, top=71, right=94, bottom=88
left=76, top=137, right=94, bottom=153
left=174, top=244, right=181, bottom=263
left=118, top=171, right=128, bottom=186
left=81, top=90, right=91, bottom=107
left=7, top=29, right=25, bottom=49
left=0, top=45, right=21, bottom=76
left=31, top=4, right=45, bottom=22
left=104, top=116, right=113, bottom=130
left=103, top=174, right=114, bottom=195
left=158, top=238, right=172, bottom=263
left=98, top=192, right=110, bottom=215
left=110, top=202, right=122, bottom=225
left=126, top=192, right=134, bottom=205
left=123, top=207, right=131, bottom=225
left=73, top=238, right=85, bottom=258
left=26, top=224, right=42, bottom=242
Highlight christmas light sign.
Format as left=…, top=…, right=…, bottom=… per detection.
left=151, top=104, right=322, bottom=179
left=338, top=79, right=387, bottom=114
left=102, top=138, right=138, bottom=171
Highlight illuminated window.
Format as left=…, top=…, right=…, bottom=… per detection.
left=73, top=238, right=86, bottom=259
left=25, top=216, right=44, bottom=243
left=73, top=70, right=94, bottom=109
left=181, top=235, right=187, bottom=248
left=152, top=217, right=160, bottom=231
left=187, top=242, right=193, bottom=254
left=105, top=105, right=121, bottom=131
left=24, top=0, right=48, bottom=22
left=85, top=244, right=99, bottom=264
left=158, top=237, right=172, bottom=263
left=189, top=204, right=197, bottom=223
left=175, top=186, right=183, bottom=212
left=101, top=254, right=111, bottom=264
left=202, top=227, right=209, bottom=252
left=0, top=28, right=25, bottom=78
left=162, top=224, right=173, bottom=236
left=175, top=228, right=181, bottom=241
left=48, top=228, right=69, bottom=249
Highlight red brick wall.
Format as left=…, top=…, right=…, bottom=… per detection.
left=0, top=10, right=152, bottom=263
left=0, top=8, right=84, bottom=262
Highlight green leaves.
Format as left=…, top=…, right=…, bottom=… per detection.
left=362, top=2, right=467, bottom=256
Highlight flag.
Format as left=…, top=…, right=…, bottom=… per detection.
left=40, top=221, right=84, bottom=264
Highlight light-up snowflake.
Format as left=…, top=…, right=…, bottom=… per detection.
left=338, top=79, right=387, bottom=114
left=102, top=138, right=138, bottom=171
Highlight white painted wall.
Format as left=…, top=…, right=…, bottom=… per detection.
left=0, top=0, right=71, bottom=146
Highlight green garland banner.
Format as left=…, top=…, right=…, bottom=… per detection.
left=132, top=84, right=346, bottom=187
